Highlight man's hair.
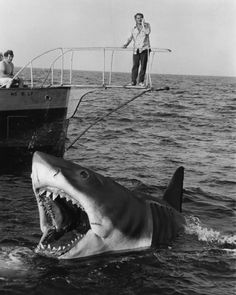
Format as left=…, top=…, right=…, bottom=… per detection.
left=4, top=50, right=14, bottom=57
left=134, top=13, right=144, bottom=19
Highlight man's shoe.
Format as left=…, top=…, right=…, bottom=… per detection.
left=138, top=82, right=145, bottom=87
left=127, top=82, right=136, bottom=86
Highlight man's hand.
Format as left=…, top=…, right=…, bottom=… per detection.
left=143, top=20, right=148, bottom=28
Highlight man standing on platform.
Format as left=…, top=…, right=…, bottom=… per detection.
left=123, top=13, right=151, bottom=87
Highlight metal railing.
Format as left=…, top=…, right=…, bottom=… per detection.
left=11, top=47, right=171, bottom=89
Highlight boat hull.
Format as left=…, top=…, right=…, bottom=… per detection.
left=0, top=87, right=70, bottom=170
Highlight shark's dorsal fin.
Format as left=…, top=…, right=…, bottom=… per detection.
left=163, top=167, right=184, bottom=212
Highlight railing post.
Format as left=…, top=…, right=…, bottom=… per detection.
left=70, top=51, right=74, bottom=85
left=147, top=50, right=151, bottom=87
left=109, top=50, right=114, bottom=85
left=149, top=51, right=155, bottom=88
left=102, top=48, right=105, bottom=86
left=30, top=62, right=33, bottom=88
left=60, top=48, right=64, bottom=85
left=51, top=65, right=54, bottom=85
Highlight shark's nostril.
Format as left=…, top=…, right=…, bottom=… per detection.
left=80, top=170, right=89, bottom=179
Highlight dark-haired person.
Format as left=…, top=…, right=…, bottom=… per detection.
left=0, top=50, right=24, bottom=88
left=123, top=13, right=151, bottom=87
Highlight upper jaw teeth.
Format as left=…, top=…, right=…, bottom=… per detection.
left=52, top=193, right=58, bottom=201
left=38, top=188, right=83, bottom=208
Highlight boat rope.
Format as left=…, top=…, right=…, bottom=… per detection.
left=65, top=86, right=169, bottom=151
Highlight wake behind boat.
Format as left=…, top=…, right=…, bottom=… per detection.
left=0, top=47, right=171, bottom=169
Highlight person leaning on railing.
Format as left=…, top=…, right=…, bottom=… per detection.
left=0, top=50, right=24, bottom=88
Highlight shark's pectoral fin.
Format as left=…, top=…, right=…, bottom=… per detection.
left=163, top=166, right=184, bottom=212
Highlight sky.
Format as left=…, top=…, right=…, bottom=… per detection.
left=1, top=0, right=236, bottom=77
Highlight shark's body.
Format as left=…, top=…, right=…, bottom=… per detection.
left=31, top=151, right=185, bottom=259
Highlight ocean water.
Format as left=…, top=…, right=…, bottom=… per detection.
left=0, top=72, right=235, bottom=295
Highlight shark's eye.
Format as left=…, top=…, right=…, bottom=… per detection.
left=80, top=170, right=89, bottom=179
left=53, top=169, right=61, bottom=177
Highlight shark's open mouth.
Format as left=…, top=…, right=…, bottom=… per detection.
left=35, top=188, right=90, bottom=257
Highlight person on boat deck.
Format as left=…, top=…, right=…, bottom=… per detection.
left=123, top=13, right=151, bottom=87
left=0, top=50, right=24, bottom=88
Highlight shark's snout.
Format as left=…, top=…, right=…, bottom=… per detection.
left=31, top=152, right=57, bottom=187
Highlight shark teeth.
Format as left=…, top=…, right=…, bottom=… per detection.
left=38, top=188, right=85, bottom=211
left=35, top=187, right=90, bottom=257
left=39, top=189, right=46, bottom=196
left=52, top=193, right=58, bottom=201
left=37, top=233, right=85, bottom=255
left=46, top=191, right=51, bottom=198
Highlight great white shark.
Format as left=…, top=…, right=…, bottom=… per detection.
left=31, top=151, right=186, bottom=259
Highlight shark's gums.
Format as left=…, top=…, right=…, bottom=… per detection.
left=31, top=151, right=186, bottom=259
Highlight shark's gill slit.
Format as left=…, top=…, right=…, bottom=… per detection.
left=36, top=189, right=91, bottom=257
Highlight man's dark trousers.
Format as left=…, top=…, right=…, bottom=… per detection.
left=131, top=49, right=148, bottom=85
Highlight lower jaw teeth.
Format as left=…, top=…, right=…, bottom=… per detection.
left=38, top=233, right=84, bottom=254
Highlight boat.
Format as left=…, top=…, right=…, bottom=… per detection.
left=0, top=47, right=171, bottom=169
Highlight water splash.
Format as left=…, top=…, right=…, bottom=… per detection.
left=0, top=246, right=35, bottom=278
left=185, top=216, right=236, bottom=251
